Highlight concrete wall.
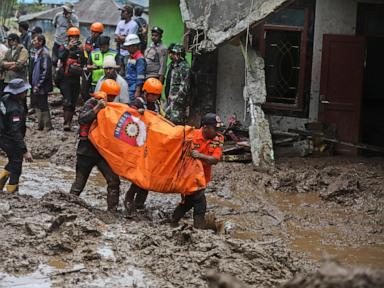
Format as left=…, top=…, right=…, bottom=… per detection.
left=216, top=43, right=247, bottom=125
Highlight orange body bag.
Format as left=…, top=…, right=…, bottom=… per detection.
left=88, top=103, right=207, bottom=195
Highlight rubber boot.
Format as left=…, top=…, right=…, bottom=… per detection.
left=42, top=111, right=53, bottom=131
left=36, top=109, right=44, bottom=131
left=193, top=214, right=206, bottom=229
left=170, top=205, right=186, bottom=227
left=134, top=189, right=148, bottom=210
left=63, top=111, right=73, bottom=131
left=107, top=188, right=120, bottom=213
left=124, top=186, right=137, bottom=214
left=0, top=169, right=10, bottom=191
left=6, top=184, right=19, bottom=193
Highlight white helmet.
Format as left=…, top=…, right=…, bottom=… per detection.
left=103, top=55, right=119, bottom=68
left=123, top=34, right=140, bottom=46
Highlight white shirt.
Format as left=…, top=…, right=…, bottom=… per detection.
left=115, top=19, right=138, bottom=56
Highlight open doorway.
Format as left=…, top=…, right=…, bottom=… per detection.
left=357, top=3, right=384, bottom=149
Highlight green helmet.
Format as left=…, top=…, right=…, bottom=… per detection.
left=170, top=44, right=185, bottom=54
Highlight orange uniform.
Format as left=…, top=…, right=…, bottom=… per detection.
left=192, top=128, right=224, bottom=183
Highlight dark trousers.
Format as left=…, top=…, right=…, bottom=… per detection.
left=124, top=183, right=148, bottom=209
left=70, top=141, right=120, bottom=211
left=52, top=42, right=60, bottom=66
left=60, top=77, right=80, bottom=112
left=36, top=93, right=49, bottom=112
left=172, top=190, right=207, bottom=221
left=0, top=140, right=23, bottom=184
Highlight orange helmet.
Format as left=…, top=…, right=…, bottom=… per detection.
left=92, top=91, right=107, bottom=100
left=90, top=22, right=104, bottom=33
left=100, top=79, right=120, bottom=97
left=67, top=27, right=80, bottom=36
left=143, top=78, right=163, bottom=95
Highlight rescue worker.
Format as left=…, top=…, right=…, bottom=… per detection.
left=52, top=3, right=79, bottom=67
left=87, top=22, right=104, bottom=51
left=124, top=77, right=163, bottom=213
left=0, top=79, right=33, bottom=193
left=58, top=27, right=86, bottom=131
left=69, top=79, right=121, bottom=212
left=95, top=55, right=129, bottom=104
left=144, top=26, right=167, bottom=82
left=171, top=113, right=224, bottom=229
left=165, top=44, right=190, bottom=125
left=0, top=34, right=29, bottom=88
left=31, top=34, right=53, bottom=131
left=115, top=5, right=138, bottom=74
left=81, top=22, right=105, bottom=100
left=87, top=36, right=118, bottom=94
left=123, top=34, right=146, bottom=102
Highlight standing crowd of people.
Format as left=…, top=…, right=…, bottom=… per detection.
left=0, top=3, right=223, bottom=229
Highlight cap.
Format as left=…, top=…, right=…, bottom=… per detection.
left=7, top=33, right=19, bottom=42
left=151, top=26, right=163, bottom=35
left=201, top=113, right=222, bottom=128
left=63, top=3, right=74, bottom=13
left=169, top=44, right=185, bottom=54
left=4, top=79, right=31, bottom=95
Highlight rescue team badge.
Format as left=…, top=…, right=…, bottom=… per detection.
left=114, top=112, right=147, bottom=147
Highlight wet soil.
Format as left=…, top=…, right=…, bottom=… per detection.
left=0, top=97, right=383, bottom=287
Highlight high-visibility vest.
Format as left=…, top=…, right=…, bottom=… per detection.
left=90, top=49, right=117, bottom=85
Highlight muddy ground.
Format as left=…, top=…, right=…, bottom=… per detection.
left=0, top=95, right=383, bottom=287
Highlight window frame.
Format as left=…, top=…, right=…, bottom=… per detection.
left=259, top=8, right=310, bottom=112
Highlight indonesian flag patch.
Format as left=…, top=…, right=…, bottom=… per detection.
left=114, top=112, right=147, bottom=147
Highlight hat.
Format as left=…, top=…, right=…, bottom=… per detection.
left=4, top=79, right=31, bottom=95
left=63, top=3, right=74, bottom=13
left=151, top=26, right=163, bottom=35
left=103, top=55, right=119, bottom=68
left=201, top=113, right=222, bottom=128
left=170, top=44, right=185, bottom=54
left=123, top=34, right=140, bottom=46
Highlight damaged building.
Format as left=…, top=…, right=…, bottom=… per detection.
left=150, top=0, right=384, bottom=164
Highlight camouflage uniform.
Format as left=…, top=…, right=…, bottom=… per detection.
left=165, top=59, right=190, bottom=125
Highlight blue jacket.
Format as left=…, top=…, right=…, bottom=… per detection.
left=125, top=50, right=146, bottom=102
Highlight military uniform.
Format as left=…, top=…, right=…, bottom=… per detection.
left=70, top=97, right=120, bottom=212
left=0, top=84, right=29, bottom=191
left=165, top=59, right=190, bottom=125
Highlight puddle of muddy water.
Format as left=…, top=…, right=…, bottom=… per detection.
left=0, top=264, right=54, bottom=288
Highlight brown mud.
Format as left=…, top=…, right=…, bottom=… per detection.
left=0, top=96, right=383, bottom=287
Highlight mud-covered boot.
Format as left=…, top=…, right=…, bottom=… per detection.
left=36, top=109, right=44, bottom=130
left=6, top=184, right=19, bottom=193
left=134, top=189, right=148, bottom=210
left=42, top=111, right=53, bottom=131
left=107, top=188, right=120, bottom=213
left=170, top=205, right=186, bottom=227
left=193, top=215, right=206, bottom=229
left=124, top=187, right=136, bottom=214
left=63, top=111, right=73, bottom=131
left=0, top=169, right=10, bottom=191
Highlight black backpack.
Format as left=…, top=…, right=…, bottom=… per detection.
left=0, top=96, right=6, bottom=135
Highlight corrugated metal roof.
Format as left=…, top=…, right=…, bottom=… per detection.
left=19, top=0, right=121, bottom=26
left=115, top=0, right=149, bottom=8
left=18, top=0, right=77, bottom=4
